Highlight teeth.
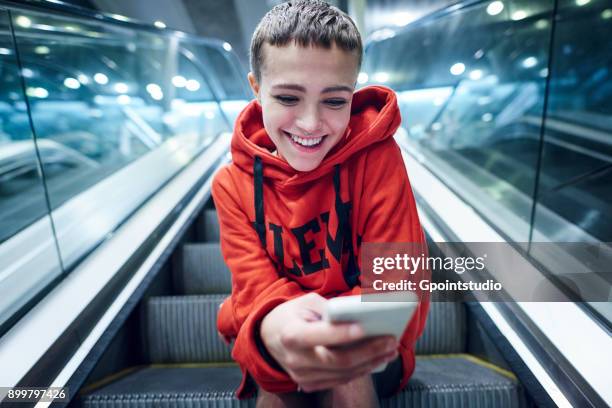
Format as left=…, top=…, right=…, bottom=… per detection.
left=288, top=133, right=323, bottom=147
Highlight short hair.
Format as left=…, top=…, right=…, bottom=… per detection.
left=250, top=0, right=363, bottom=83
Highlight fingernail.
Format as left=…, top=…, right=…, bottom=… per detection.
left=350, top=324, right=364, bottom=337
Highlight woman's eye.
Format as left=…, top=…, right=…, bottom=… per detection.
left=325, top=99, right=347, bottom=108
left=274, top=95, right=298, bottom=105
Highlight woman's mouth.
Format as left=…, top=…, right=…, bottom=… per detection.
left=283, top=131, right=326, bottom=151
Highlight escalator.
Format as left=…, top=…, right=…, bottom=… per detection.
left=2, top=1, right=609, bottom=407
left=74, top=202, right=531, bottom=407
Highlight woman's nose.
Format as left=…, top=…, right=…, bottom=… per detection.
left=296, top=107, right=322, bottom=135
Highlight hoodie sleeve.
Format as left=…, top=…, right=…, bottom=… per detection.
left=358, top=138, right=431, bottom=392
left=212, top=166, right=305, bottom=396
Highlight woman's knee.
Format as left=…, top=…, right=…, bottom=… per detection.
left=256, top=389, right=318, bottom=408
left=331, top=375, right=380, bottom=408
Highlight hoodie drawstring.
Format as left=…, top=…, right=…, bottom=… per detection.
left=254, top=156, right=267, bottom=248
left=253, top=162, right=357, bottom=287
left=333, top=164, right=344, bottom=225
left=252, top=160, right=343, bottom=252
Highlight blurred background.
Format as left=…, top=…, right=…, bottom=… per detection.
left=58, top=0, right=456, bottom=69
left=0, top=1, right=610, bottom=407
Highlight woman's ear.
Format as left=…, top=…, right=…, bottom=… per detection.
left=247, top=72, right=260, bottom=101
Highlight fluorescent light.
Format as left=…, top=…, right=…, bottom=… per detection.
left=146, top=83, right=161, bottom=94
left=64, top=77, right=81, bottom=89
left=146, top=83, right=164, bottom=100
left=186, top=79, right=200, bottom=91
left=15, top=16, right=32, bottom=28
left=111, top=14, right=130, bottom=22
left=486, top=1, right=504, bottom=16
left=450, top=63, right=466, bottom=75
left=94, top=73, right=109, bottom=85
left=602, top=9, right=612, bottom=19
left=522, top=56, right=538, bottom=68
left=469, top=69, right=484, bottom=80
left=357, top=72, right=369, bottom=84
left=26, top=87, right=48, bottom=98
left=576, top=0, right=590, bottom=6
left=154, top=20, right=166, bottom=29
left=78, top=74, right=89, bottom=84
left=22, top=68, right=34, bottom=78
left=482, top=113, right=493, bottom=122
left=34, top=46, right=50, bottom=55
left=0, top=47, right=11, bottom=55
left=223, top=42, right=232, bottom=52
left=512, top=10, right=527, bottom=20
left=172, top=75, right=186, bottom=88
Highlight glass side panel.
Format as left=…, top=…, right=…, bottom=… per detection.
left=0, top=8, right=63, bottom=332
left=10, top=9, right=236, bottom=270
left=531, top=0, right=612, bottom=325
left=363, top=1, right=554, bottom=242
left=193, top=44, right=249, bottom=100
left=0, top=11, right=49, bottom=242
left=185, top=43, right=251, bottom=125
left=11, top=13, right=221, bottom=211
left=533, top=0, right=612, bottom=243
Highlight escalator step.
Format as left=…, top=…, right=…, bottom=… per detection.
left=80, top=356, right=523, bottom=408
left=144, top=295, right=463, bottom=361
left=80, top=366, right=252, bottom=408
left=196, top=209, right=221, bottom=242
left=176, top=243, right=231, bottom=294
left=145, top=295, right=232, bottom=363
left=415, top=301, right=466, bottom=354
left=383, top=356, right=525, bottom=408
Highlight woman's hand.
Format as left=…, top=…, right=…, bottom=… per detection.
left=259, top=292, right=398, bottom=392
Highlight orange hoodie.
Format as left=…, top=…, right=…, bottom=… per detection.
left=212, top=85, right=429, bottom=398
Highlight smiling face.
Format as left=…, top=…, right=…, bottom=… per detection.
left=248, top=42, right=359, bottom=172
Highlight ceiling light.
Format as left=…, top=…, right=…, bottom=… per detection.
left=450, top=63, right=466, bottom=75
left=486, top=1, right=504, bottom=16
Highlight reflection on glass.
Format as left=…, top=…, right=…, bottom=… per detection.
left=8, top=9, right=249, bottom=272
left=533, top=0, right=612, bottom=243
left=12, top=12, right=240, bottom=216
left=0, top=14, right=49, bottom=243
left=0, top=10, right=63, bottom=331
left=364, top=0, right=611, bottom=325
left=363, top=0, right=554, bottom=242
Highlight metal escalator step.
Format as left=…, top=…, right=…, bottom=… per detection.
left=145, top=295, right=463, bottom=363
left=383, top=355, right=525, bottom=408
left=145, top=295, right=232, bottom=363
left=176, top=243, right=231, bottom=294
left=80, top=366, right=253, bottom=408
left=415, top=302, right=466, bottom=354
left=80, top=356, right=522, bottom=408
left=196, top=209, right=221, bottom=242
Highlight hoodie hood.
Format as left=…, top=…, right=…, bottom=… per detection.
left=230, top=85, right=401, bottom=186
